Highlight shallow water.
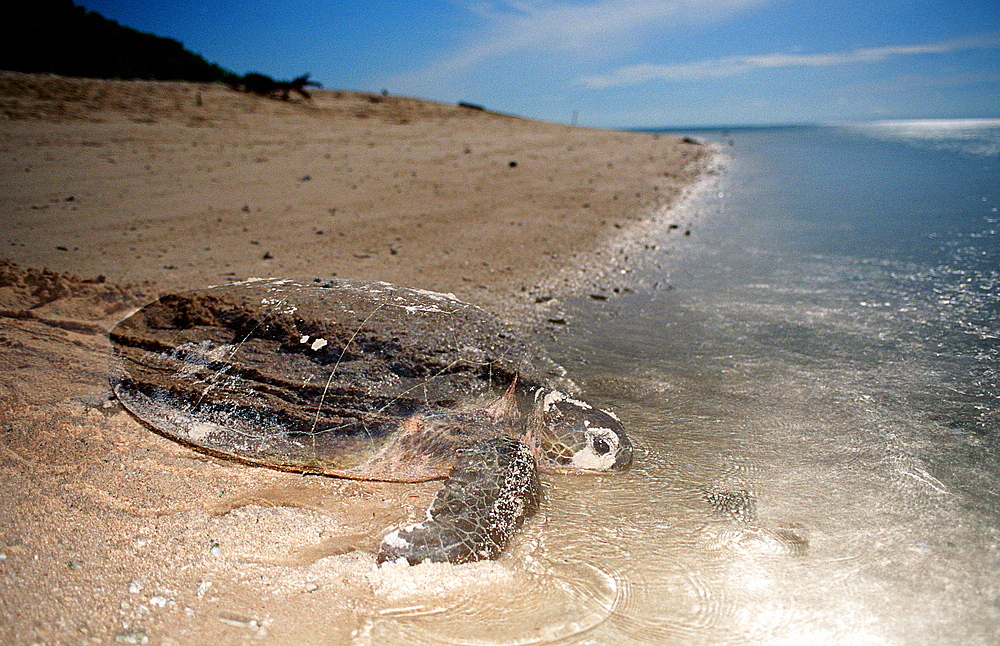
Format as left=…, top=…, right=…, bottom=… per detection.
left=368, top=122, right=1000, bottom=645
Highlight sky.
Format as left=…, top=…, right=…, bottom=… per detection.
left=77, top=0, right=1000, bottom=128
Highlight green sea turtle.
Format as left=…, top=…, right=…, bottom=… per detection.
left=108, top=278, right=632, bottom=565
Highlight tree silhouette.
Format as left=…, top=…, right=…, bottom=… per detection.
left=1, top=0, right=239, bottom=83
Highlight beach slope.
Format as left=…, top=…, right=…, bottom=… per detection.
left=0, top=72, right=710, bottom=645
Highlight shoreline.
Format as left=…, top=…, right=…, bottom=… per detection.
left=535, top=152, right=722, bottom=301
left=0, top=71, right=714, bottom=316
left=0, top=72, right=713, bottom=645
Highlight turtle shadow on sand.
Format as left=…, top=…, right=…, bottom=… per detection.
left=108, top=277, right=633, bottom=565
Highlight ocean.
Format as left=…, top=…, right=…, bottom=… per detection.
left=378, top=121, right=1000, bottom=645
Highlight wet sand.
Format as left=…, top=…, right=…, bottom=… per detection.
left=0, top=72, right=712, bottom=645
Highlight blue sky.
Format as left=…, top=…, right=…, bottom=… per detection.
left=78, top=0, right=1000, bottom=128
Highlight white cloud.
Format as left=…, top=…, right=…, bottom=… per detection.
left=384, top=0, right=770, bottom=92
left=451, top=0, right=765, bottom=55
left=579, top=33, right=1000, bottom=88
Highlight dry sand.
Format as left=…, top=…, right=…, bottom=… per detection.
left=0, top=72, right=713, bottom=645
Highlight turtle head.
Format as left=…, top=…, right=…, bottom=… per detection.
left=529, top=389, right=632, bottom=473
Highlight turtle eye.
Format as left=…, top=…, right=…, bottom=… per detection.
left=590, top=431, right=615, bottom=456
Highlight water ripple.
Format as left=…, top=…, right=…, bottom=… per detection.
left=366, top=530, right=620, bottom=645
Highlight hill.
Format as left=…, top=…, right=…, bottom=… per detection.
left=0, top=0, right=239, bottom=83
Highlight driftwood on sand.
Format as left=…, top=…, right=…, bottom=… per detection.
left=234, top=73, right=321, bottom=101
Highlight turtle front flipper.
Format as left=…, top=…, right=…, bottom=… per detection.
left=377, top=437, right=540, bottom=565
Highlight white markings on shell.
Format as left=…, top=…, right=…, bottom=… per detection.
left=298, top=335, right=329, bottom=351
left=188, top=420, right=224, bottom=442
left=260, top=296, right=297, bottom=315
left=170, top=342, right=236, bottom=388
left=173, top=340, right=234, bottom=365
left=401, top=304, right=448, bottom=314
left=206, top=276, right=268, bottom=289
left=410, top=287, right=462, bottom=303
left=392, top=292, right=452, bottom=314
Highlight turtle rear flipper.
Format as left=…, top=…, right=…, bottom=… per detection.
left=377, top=437, right=540, bottom=565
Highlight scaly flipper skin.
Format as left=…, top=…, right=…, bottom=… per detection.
left=378, top=437, right=540, bottom=565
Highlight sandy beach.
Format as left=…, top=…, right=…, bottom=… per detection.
left=0, top=72, right=711, bottom=645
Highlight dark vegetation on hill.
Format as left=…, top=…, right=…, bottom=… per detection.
left=0, top=0, right=317, bottom=96
left=1, top=0, right=239, bottom=83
